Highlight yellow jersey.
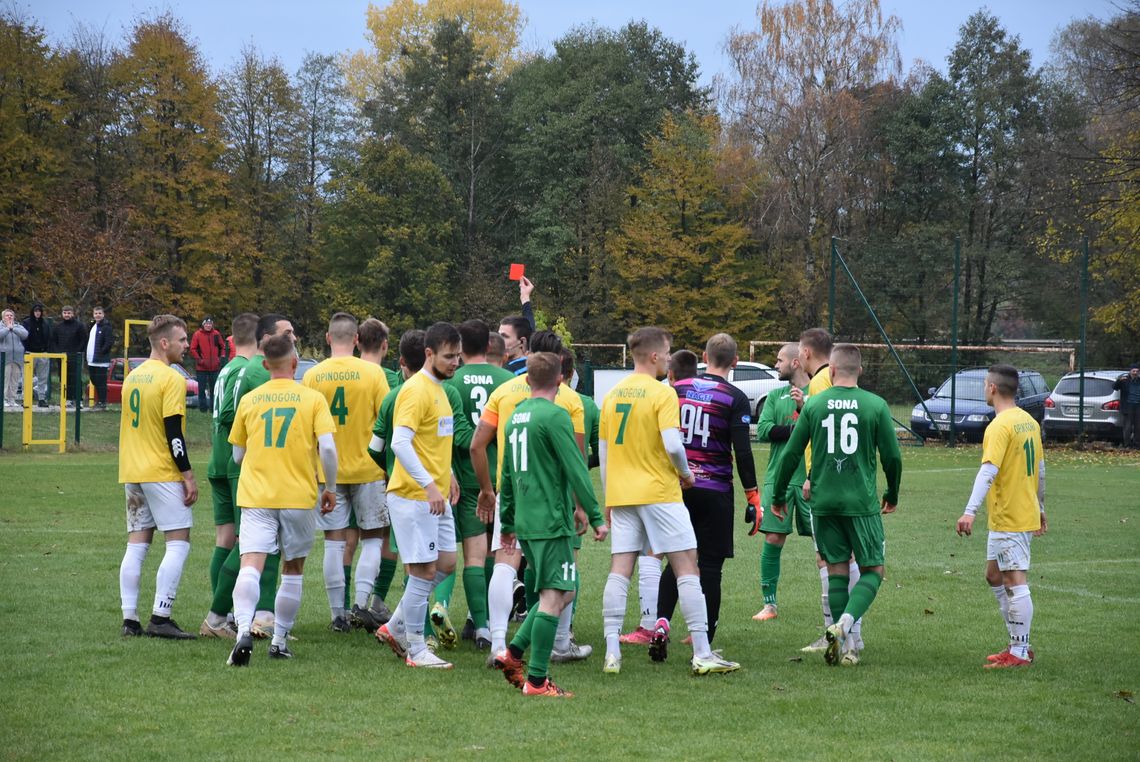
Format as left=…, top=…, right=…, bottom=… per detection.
left=804, top=364, right=833, bottom=477
left=480, top=373, right=585, bottom=483
left=229, top=378, right=337, bottom=509
left=982, top=407, right=1043, bottom=532
left=302, top=355, right=390, bottom=483
left=599, top=373, right=682, bottom=506
left=118, top=359, right=187, bottom=483
left=388, top=371, right=454, bottom=500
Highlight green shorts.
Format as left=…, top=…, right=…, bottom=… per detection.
left=759, top=483, right=812, bottom=536
left=454, top=490, right=490, bottom=540
left=813, top=514, right=885, bottom=567
left=211, top=475, right=242, bottom=527
left=519, top=537, right=576, bottom=593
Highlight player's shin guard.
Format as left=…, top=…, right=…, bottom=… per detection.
left=488, top=563, right=515, bottom=653
left=827, top=575, right=850, bottom=625
left=554, top=600, right=574, bottom=651
left=209, top=545, right=230, bottom=593
left=511, top=607, right=537, bottom=653
left=323, top=540, right=347, bottom=618
left=760, top=543, right=782, bottom=607
left=463, top=566, right=489, bottom=629
left=153, top=540, right=190, bottom=617
left=401, top=575, right=434, bottom=656
left=656, top=563, right=679, bottom=622
left=527, top=612, right=559, bottom=681
left=991, top=584, right=1012, bottom=637
left=1006, top=585, right=1033, bottom=660
left=119, top=542, right=150, bottom=620
left=355, top=538, right=382, bottom=609
left=434, top=570, right=456, bottom=610
left=210, top=546, right=240, bottom=616
left=819, top=566, right=832, bottom=626
left=676, top=574, right=712, bottom=659
left=698, top=557, right=724, bottom=643
left=257, top=553, right=280, bottom=612
left=637, top=555, right=661, bottom=631
left=844, top=570, right=881, bottom=623
left=274, top=574, right=303, bottom=647
left=233, top=565, right=261, bottom=637
left=602, top=573, right=631, bottom=657
left=374, top=556, right=397, bottom=600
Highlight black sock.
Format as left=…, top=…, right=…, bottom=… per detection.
left=527, top=674, right=545, bottom=688
left=698, top=555, right=725, bottom=643
left=657, top=562, right=679, bottom=621
left=508, top=644, right=524, bottom=660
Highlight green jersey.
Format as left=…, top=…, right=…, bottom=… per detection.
left=384, top=366, right=403, bottom=392
left=370, top=380, right=472, bottom=478
left=577, top=391, right=600, bottom=468
left=207, top=356, right=248, bottom=478
left=499, top=397, right=603, bottom=540
left=226, top=355, right=271, bottom=478
left=446, top=362, right=515, bottom=491
left=756, top=384, right=806, bottom=487
left=773, top=385, right=902, bottom=516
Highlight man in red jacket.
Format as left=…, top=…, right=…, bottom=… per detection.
left=190, top=317, right=227, bottom=412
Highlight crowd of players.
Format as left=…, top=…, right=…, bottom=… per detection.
left=115, top=283, right=1048, bottom=697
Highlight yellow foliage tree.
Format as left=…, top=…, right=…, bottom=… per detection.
left=611, top=112, right=774, bottom=350
left=344, top=0, right=523, bottom=101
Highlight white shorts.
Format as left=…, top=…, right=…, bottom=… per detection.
left=388, top=493, right=457, bottom=564
left=125, top=482, right=193, bottom=533
left=610, top=502, right=697, bottom=556
left=315, top=481, right=389, bottom=531
left=987, top=531, right=1032, bottom=572
left=239, top=507, right=316, bottom=561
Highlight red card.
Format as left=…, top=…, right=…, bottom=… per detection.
left=509, top=263, right=525, bottom=281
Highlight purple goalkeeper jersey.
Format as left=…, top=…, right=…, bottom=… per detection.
left=673, top=373, right=752, bottom=492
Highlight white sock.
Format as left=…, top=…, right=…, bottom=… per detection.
left=554, top=602, right=574, bottom=651
left=991, top=584, right=1011, bottom=638
left=402, top=575, right=435, bottom=657
left=1006, top=585, right=1033, bottom=659
left=233, top=566, right=261, bottom=638
left=152, top=540, right=190, bottom=617
left=637, top=555, right=661, bottom=630
left=273, top=574, right=303, bottom=648
left=206, top=611, right=227, bottom=628
left=847, top=560, right=863, bottom=644
left=676, top=574, right=711, bottom=659
left=388, top=601, right=405, bottom=638
left=837, top=612, right=855, bottom=637
left=119, top=542, right=150, bottom=620
left=602, top=572, right=630, bottom=658
left=354, top=538, right=382, bottom=609
left=488, top=563, right=515, bottom=653
left=323, top=540, right=346, bottom=619
left=819, top=566, right=832, bottom=627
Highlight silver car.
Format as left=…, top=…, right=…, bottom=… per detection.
left=698, top=361, right=789, bottom=418
left=1043, top=370, right=1128, bottom=441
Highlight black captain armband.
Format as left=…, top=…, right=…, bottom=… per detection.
left=767, top=425, right=792, bottom=442
left=164, top=415, right=192, bottom=473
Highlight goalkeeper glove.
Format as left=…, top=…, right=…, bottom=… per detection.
left=744, top=487, right=763, bottom=536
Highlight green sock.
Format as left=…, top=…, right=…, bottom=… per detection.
left=210, top=545, right=241, bottom=615
left=209, top=545, right=231, bottom=594
left=424, top=604, right=435, bottom=638
left=510, top=607, right=538, bottom=653
left=845, top=570, right=882, bottom=622
left=526, top=612, right=559, bottom=681
left=760, top=543, right=783, bottom=607
left=463, top=566, right=488, bottom=629
left=343, top=565, right=352, bottom=610
left=435, top=571, right=456, bottom=610
left=828, top=575, right=850, bottom=624
left=374, top=557, right=397, bottom=600
left=524, top=566, right=538, bottom=612
left=257, top=553, right=280, bottom=611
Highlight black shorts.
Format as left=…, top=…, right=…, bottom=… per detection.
left=682, top=487, right=734, bottom=560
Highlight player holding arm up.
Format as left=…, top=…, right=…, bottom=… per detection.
left=226, top=334, right=339, bottom=665
left=491, top=353, right=607, bottom=697
left=955, top=364, right=1046, bottom=669
left=771, top=344, right=902, bottom=667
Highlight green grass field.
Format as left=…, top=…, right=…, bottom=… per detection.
left=1, top=411, right=1137, bottom=760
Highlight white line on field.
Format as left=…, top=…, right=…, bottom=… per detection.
left=1033, top=584, right=1140, bottom=604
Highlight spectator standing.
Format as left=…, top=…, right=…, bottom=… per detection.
left=0, top=308, right=29, bottom=409
left=22, top=302, right=53, bottom=406
left=1115, top=365, right=1140, bottom=448
left=190, top=316, right=227, bottom=413
left=53, top=306, right=87, bottom=408
left=87, top=306, right=115, bottom=410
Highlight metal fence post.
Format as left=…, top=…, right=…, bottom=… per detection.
left=1078, top=236, right=1089, bottom=443
left=950, top=237, right=960, bottom=447
left=73, top=352, right=82, bottom=445
left=828, top=237, right=838, bottom=335
left=0, top=351, right=5, bottom=449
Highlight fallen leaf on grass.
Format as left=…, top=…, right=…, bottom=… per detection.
left=787, top=656, right=802, bottom=662
left=771, top=684, right=785, bottom=691
left=923, top=609, right=935, bottom=616
left=1113, top=690, right=1134, bottom=704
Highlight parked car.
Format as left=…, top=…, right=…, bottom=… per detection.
left=910, top=368, right=1050, bottom=442
left=1043, top=370, right=1128, bottom=441
left=107, top=357, right=199, bottom=408
left=697, top=361, right=789, bottom=418
left=294, top=357, right=318, bottom=381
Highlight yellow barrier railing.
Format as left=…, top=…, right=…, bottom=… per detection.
left=22, top=353, right=68, bottom=453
